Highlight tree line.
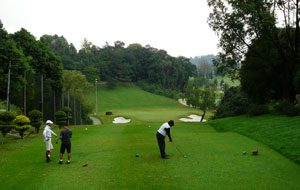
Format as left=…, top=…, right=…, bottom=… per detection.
left=40, top=36, right=197, bottom=93
left=0, top=21, right=92, bottom=124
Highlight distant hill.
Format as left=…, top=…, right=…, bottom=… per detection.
left=190, top=54, right=217, bottom=65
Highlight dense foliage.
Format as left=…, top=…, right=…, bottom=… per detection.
left=28, top=110, right=42, bottom=133
left=13, top=115, right=32, bottom=139
left=0, top=111, right=16, bottom=144
left=214, top=87, right=249, bottom=118
left=41, top=37, right=197, bottom=93
left=208, top=0, right=300, bottom=103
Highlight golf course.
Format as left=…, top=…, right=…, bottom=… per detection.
left=1, top=85, right=300, bottom=190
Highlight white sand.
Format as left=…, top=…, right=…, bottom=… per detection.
left=178, top=99, right=193, bottom=107
left=113, top=117, right=131, bottom=124
left=179, top=114, right=206, bottom=122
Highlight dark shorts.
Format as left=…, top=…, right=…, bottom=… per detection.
left=60, top=143, right=71, bottom=154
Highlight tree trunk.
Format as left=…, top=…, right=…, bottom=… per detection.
left=74, top=95, right=76, bottom=125
left=201, top=110, right=206, bottom=122
left=53, top=88, right=56, bottom=120
left=24, top=70, right=26, bottom=115
left=1, top=134, right=5, bottom=144
left=41, top=74, right=44, bottom=119
left=6, top=61, right=11, bottom=111
left=67, top=90, right=70, bottom=126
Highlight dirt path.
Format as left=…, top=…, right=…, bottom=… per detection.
left=90, top=116, right=101, bottom=125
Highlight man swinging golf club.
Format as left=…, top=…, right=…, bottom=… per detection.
left=43, top=120, right=57, bottom=162
left=156, top=120, right=174, bottom=159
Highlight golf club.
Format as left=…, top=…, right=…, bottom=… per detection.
left=55, top=136, right=58, bottom=144
left=173, top=143, right=187, bottom=158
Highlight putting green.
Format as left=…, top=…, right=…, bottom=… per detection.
left=1, top=122, right=300, bottom=189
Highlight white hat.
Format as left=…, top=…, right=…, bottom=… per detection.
left=46, top=120, right=54, bottom=124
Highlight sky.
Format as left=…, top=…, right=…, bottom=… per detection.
left=0, top=0, right=219, bottom=58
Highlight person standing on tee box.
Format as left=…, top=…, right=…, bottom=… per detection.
left=43, top=120, right=57, bottom=162
left=156, top=120, right=174, bottom=159
left=59, top=123, right=72, bottom=164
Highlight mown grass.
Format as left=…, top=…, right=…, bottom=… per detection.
left=209, top=114, right=300, bottom=164
left=86, top=85, right=211, bottom=124
left=1, top=122, right=300, bottom=190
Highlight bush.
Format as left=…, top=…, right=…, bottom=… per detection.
left=274, top=101, right=300, bottom=117
left=215, top=87, right=249, bottom=118
left=61, top=106, right=72, bottom=123
left=0, top=111, right=16, bottom=144
left=13, top=115, right=32, bottom=139
left=28, top=110, right=42, bottom=133
left=55, top=110, right=67, bottom=129
left=247, top=104, right=269, bottom=117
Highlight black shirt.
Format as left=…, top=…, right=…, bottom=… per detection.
left=60, top=128, right=72, bottom=144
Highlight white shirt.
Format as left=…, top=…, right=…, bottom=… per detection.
left=157, top=122, right=170, bottom=136
left=43, top=125, right=57, bottom=140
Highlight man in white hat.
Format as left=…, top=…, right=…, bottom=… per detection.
left=43, top=120, right=57, bottom=162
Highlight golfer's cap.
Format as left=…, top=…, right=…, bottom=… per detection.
left=46, top=120, right=54, bottom=124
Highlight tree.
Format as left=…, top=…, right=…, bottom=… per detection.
left=186, top=78, right=216, bottom=122
left=208, top=0, right=300, bottom=102
left=198, top=88, right=216, bottom=122
left=13, top=115, right=32, bottom=139
left=55, top=110, right=67, bottom=129
left=0, top=111, right=16, bottom=144
left=61, top=106, right=72, bottom=125
left=28, top=110, right=42, bottom=133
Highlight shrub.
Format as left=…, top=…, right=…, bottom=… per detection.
left=55, top=110, right=67, bottom=129
left=247, top=104, right=269, bottom=117
left=0, top=111, right=16, bottom=144
left=274, top=101, right=300, bottom=117
left=282, top=104, right=299, bottom=117
left=13, top=115, right=32, bottom=139
left=28, top=110, right=42, bottom=133
left=61, top=106, right=72, bottom=124
left=215, top=87, right=249, bottom=118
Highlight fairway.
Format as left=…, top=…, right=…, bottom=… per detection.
left=86, top=85, right=206, bottom=123
left=1, top=122, right=300, bottom=190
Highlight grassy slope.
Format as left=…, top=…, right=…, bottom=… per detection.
left=1, top=85, right=300, bottom=189
left=86, top=85, right=210, bottom=123
left=209, top=114, right=300, bottom=164
left=1, top=123, right=300, bottom=190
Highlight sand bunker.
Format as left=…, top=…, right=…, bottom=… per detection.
left=179, top=114, right=206, bottom=122
left=113, top=117, right=131, bottom=124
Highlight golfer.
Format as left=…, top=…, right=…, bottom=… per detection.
left=156, top=120, right=174, bottom=159
left=59, top=123, right=72, bottom=164
left=43, top=120, right=57, bottom=162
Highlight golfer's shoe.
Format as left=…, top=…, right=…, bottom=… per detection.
left=67, top=161, right=70, bottom=164
left=59, top=161, right=63, bottom=164
left=47, top=159, right=53, bottom=163
left=162, top=155, right=169, bottom=159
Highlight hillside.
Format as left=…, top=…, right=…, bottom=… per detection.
left=209, top=114, right=300, bottom=164
left=86, top=85, right=207, bottom=123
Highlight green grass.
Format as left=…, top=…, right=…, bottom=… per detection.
left=2, top=84, right=300, bottom=189
left=1, top=122, right=300, bottom=190
left=209, top=114, right=300, bottom=164
left=86, top=85, right=210, bottom=123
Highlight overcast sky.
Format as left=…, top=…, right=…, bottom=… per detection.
left=0, top=0, right=219, bottom=58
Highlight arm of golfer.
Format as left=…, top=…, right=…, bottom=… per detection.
left=50, top=129, right=57, bottom=137
left=165, top=128, right=172, bottom=142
